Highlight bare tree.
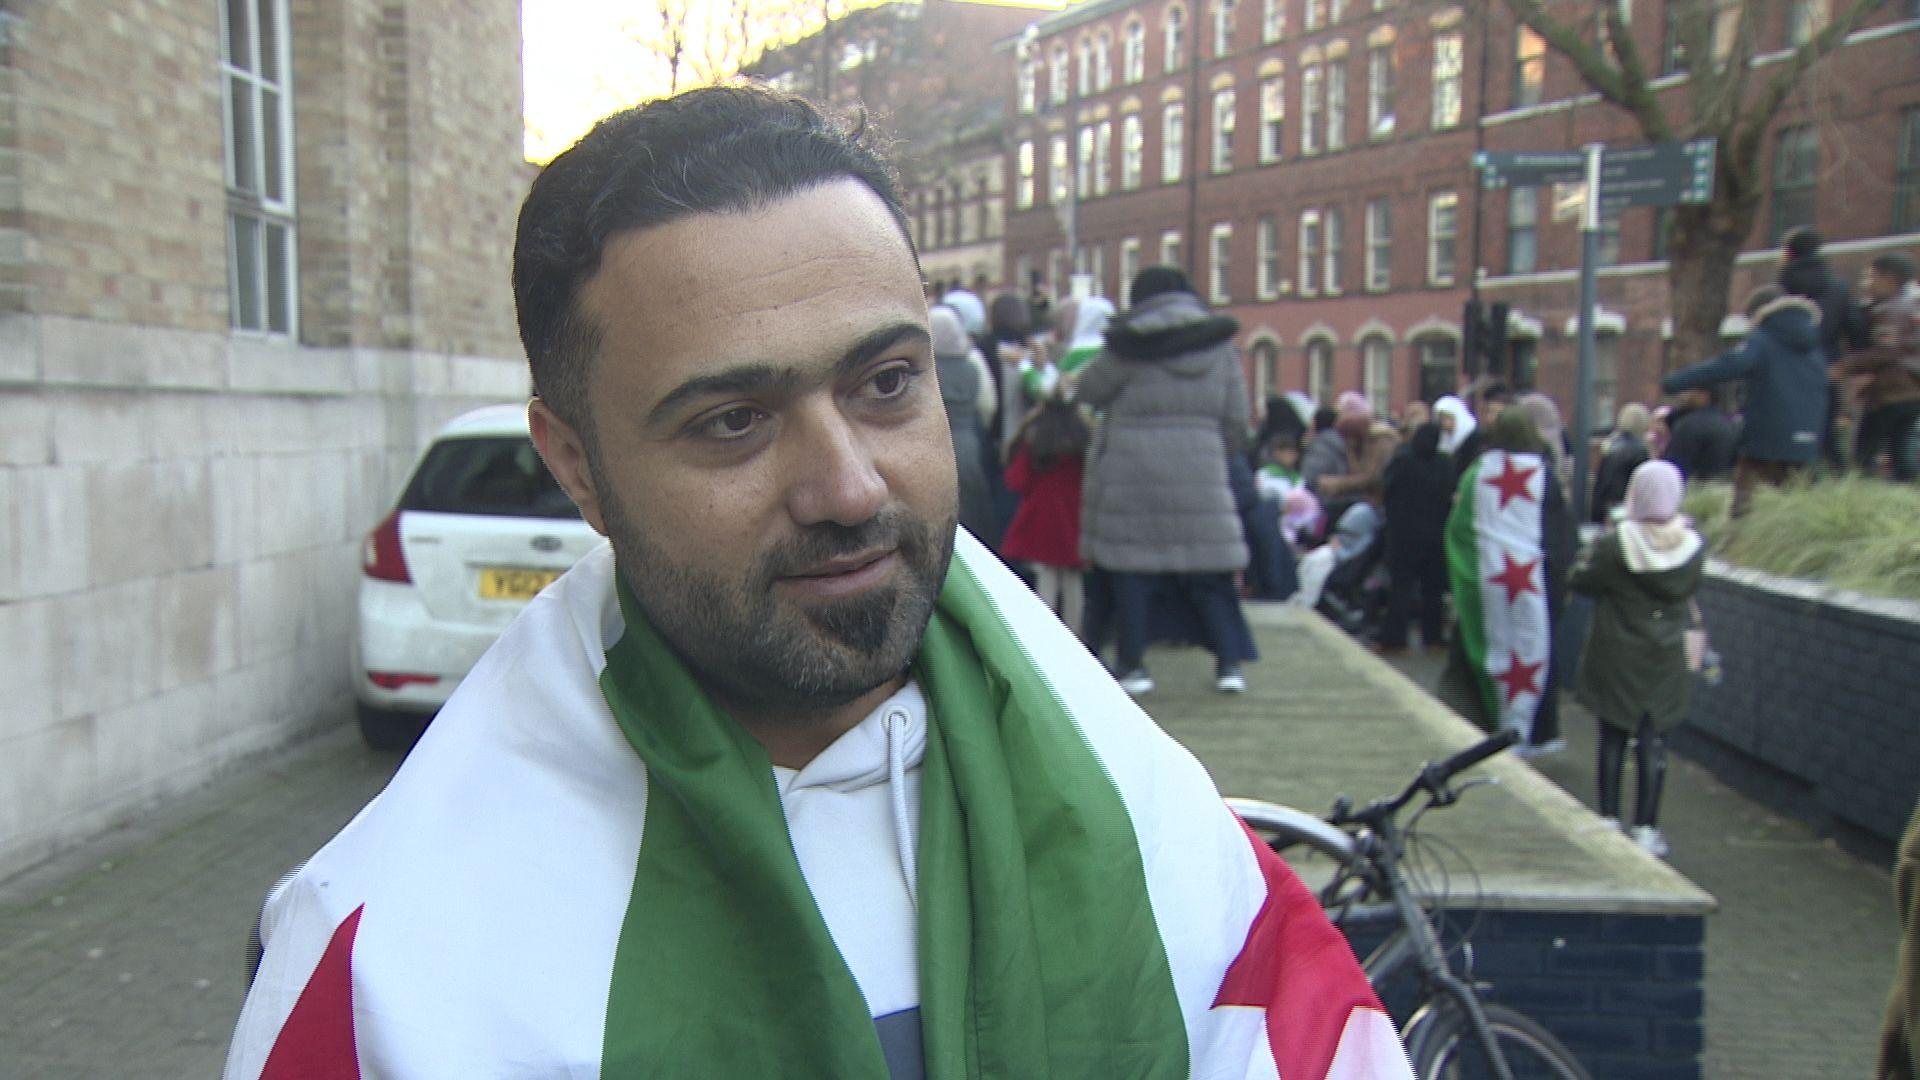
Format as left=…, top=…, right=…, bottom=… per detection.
left=1494, top=0, right=1883, bottom=368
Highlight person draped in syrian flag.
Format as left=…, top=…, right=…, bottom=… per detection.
left=224, top=85, right=1412, bottom=1080
left=1438, top=408, right=1576, bottom=747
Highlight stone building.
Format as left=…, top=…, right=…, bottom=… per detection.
left=0, top=0, right=527, bottom=879
left=1002, top=0, right=1920, bottom=420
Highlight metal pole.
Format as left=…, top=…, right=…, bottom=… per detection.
left=1570, top=141, right=1602, bottom=526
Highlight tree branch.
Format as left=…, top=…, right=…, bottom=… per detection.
left=1736, top=0, right=1884, bottom=158
left=1500, top=0, right=1673, bottom=142
left=1598, top=0, right=1672, bottom=142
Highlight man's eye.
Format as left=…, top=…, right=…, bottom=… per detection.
left=868, top=365, right=917, bottom=399
left=701, top=406, right=764, bottom=439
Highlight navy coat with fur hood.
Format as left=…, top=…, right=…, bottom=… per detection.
left=1662, top=294, right=1827, bottom=464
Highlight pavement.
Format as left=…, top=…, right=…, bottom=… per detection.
left=0, top=605, right=1900, bottom=1078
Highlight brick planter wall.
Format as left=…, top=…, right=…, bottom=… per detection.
left=1683, top=560, right=1920, bottom=846
left=1347, top=909, right=1707, bottom=1079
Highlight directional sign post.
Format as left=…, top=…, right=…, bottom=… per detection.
left=1475, top=138, right=1717, bottom=523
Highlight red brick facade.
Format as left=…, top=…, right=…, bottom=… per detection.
left=1001, top=0, right=1920, bottom=424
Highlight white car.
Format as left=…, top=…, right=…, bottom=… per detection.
left=353, top=404, right=601, bottom=749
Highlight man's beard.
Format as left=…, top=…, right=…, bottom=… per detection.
left=593, top=472, right=955, bottom=717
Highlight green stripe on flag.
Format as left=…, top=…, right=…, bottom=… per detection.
left=1445, top=462, right=1502, bottom=726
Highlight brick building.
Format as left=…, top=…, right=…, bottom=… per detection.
left=746, top=0, right=1052, bottom=292
left=1002, top=0, right=1920, bottom=422
left=0, top=0, right=527, bottom=879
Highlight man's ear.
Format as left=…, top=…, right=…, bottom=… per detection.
left=529, top=398, right=609, bottom=537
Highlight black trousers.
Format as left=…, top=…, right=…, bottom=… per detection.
left=1378, top=546, right=1446, bottom=649
left=1597, top=717, right=1668, bottom=827
left=1855, top=400, right=1920, bottom=481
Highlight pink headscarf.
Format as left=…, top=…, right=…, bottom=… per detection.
left=1335, top=390, right=1372, bottom=418
left=1625, top=459, right=1684, bottom=524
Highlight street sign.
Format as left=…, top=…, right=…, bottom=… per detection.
left=1475, top=149, right=1586, bottom=191
left=1597, top=137, right=1716, bottom=211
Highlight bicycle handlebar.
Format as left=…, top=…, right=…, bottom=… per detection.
left=1427, top=729, right=1521, bottom=788
left=1331, top=729, right=1519, bottom=828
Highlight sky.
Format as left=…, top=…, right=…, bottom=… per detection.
left=521, top=0, right=1067, bottom=164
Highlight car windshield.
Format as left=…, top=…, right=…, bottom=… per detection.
left=401, top=436, right=581, bottom=519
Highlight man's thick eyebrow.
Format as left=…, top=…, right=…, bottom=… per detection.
left=645, top=321, right=931, bottom=430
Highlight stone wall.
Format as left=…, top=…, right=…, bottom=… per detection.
left=1683, top=560, right=1920, bottom=847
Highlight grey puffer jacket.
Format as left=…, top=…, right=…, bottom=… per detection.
left=1075, top=292, right=1250, bottom=573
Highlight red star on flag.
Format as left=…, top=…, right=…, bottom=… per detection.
left=1492, top=651, right=1544, bottom=703
left=1488, top=553, right=1541, bottom=605
left=1483, top=456, right=1540, bottom=509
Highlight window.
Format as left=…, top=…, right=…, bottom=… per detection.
left=1770, top=124, right=1818, bottom=242
left=1365, top=197, right=1392, bottom=291
left=1788, top=1, right=1826, bottom=47
left=1048, top=249, right=1066, bottom=294
left=1417, top=336, right=1457, bottom=404
left=1325, top=59, right=1347, bottom=152
left=1507, top=186, right=1538, bottom=274
left=1897, top=109, right=1920, bottom=233
left=1018, top=58, right=1038, bottom=113
left=1210, top=222, right=1234, bottom=302
left=1307, top=339, right=1336, bottom=404
left=1088, top=242, right=1107, bottom=297
left=1017, top=141, right=1035, bottom=209
left=1125, top=20, right=1147, bottom=83
left=984, top=198, right=1004, bottom=239
left=1367, top=45, right=1396, bottom=139
left=1257, top=215, right=1280, bottom=298
left=1213, top=0, right=1235, bottom=57
left=1299, top=210, right=1322, bottom=296
left=1095, top=120, right=1113, bottom=196
left=1263, top=0, right=1285, bottom=42
left=1120, top=237, right=1142, bottom=306
left=1324, top=207, right=1344, bottom=294
left=1252, top=340, right=1281, bottom=403
left=1077, top=126, right=1095, bottom=198
left=1363, top=337, right=1393, bottom=417
left=1162, top=228, right=1183, bottom=269
left=1050, top=134, right=1071, bottom=205
left=1661, top=6, right=1689, bottom=74
left=1595, top=332, right=1620, bottom=423
left=1077, top=37, right=1093, bottom=97
left=1512, top=25, right=1545, bottom=109
left=221, top=0, right=297, bottom=336
left=1305, top=0, right=1325, bottom=32
left=1166, top=5, right=1187, bottom=72
left=1597, top=213, right=1622, bottom=267
left=1050, top=44, right=1069, bottom=104
left=1095, top=30, right=1114, bottom=90
left=1652, top=206, right=1673, bottom=262
left=1163, top=101, right=1186, bottom=184
left=1330, top=0, right=1346, bottom=21
left=1431, top=31, right=1463, bottom=130
left=1428, top=191, right=1458, bottom=286
left=1259, top=76, right=1286, bottom=163
left=1122, top=114, right=1144, bottom=190
left=1213, top=88, right=1237, bottom=173
left=1302, top=63, right=1322, bottom=155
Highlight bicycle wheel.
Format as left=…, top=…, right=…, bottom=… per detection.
left=1225, top=797, right=1370, bottom=906
left=1405, top=1002, right=1591, bottom=1080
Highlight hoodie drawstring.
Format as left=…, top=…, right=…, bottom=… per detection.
left=883, top=706, right=918, bottom=912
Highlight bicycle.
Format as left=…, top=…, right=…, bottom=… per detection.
left=1228, top=728, right=1591, bottom=1080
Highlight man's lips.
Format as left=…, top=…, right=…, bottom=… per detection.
left=777, top=549, right=900, bottom=599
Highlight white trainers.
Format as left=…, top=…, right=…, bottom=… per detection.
left=1600, top=816, right=1626, bottom=835
left=1632, top=825, right=1670, bottom=858
left=1215, top=666, right=1247, bottom=693
left=1118, top=669, right=1156, bottom=696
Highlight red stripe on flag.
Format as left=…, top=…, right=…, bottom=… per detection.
left=1216, top=823, right=1385, bottom=1079
left=261, top=904, right=364, bottom=1080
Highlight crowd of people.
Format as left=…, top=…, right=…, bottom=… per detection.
left=930, top=225, right=1915, bottom=863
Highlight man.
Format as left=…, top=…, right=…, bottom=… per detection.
left=1843, top=254, right=1920, bottom=481
left=1661, top=387, right=1738, bottom=482
left=224, top=86, right=1409, bottom=1079
left=1663, top=285, right=1826, bottom=516
left=1777, top=226, right=1868, bottom=470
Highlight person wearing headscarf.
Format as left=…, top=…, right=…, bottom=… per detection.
left=1437, top=408, right=1575, bottom=752
left=1515, top=392, right=1572, bottom=499
left=1335, top=390, right=1372, bottom=419
left=1590, top=402, right=1651, bottom=524
left=1249, top=394, right=1311, bottom=471
left=1076, top=265, right=1256, bottom=695
left=940, top=286, right=988, bottom=342
left=1299, top=410, right=1356, bottom=494
left=1318, top=416, right=1400, bottom=505
left=1570, top=460, right=1706, bottom=858
left=1432, top=395, right=1479, bottom=461
left=930, top=305, right=997, bottom=544
left=1377, top=423, right=1455, bottom=654
left=1028, top=295, right=1116, bottom=399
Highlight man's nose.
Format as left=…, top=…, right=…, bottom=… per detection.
left=784, top=405, right=888, bottom=528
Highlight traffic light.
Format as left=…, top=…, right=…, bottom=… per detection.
left=1485, top=301, right=1510, bottom=377
left=1462, top=299, right=1483, bottom=377
left=1461, top=299, right=1511, bottom=378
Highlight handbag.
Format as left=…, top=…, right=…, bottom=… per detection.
left=1683, top=601, right=1708, bottom=672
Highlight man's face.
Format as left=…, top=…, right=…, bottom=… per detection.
left=533, top=180, right=958, bottom=716
left=1436, top=410, right=1456, bottom=436
left=1482, top=398, right=1507, bottom=424
left=1868, top=270, right=1899, bottom=302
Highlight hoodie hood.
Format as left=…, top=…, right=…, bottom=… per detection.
left=1103, top=291, right=1240, bottom=362
left=1752, top=294, right=1822, bottom=353
left=1615, top=521, right=1705, bottom=585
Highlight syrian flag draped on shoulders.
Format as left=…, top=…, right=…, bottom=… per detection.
left=226, top=531, right=1410, bottom=1079
left=1446, top=449, right=1552, bottom=740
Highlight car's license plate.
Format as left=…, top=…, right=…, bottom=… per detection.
left=478, top=567, right=562, bottom=601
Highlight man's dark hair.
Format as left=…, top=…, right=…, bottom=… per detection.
left=1781, top=226, right=1824, bottom=261
left=1871, top=252, right=1916, bottom=285
left=512, top=84, right=912, bottom=433
left=1311, top=406, right=1338, bottom=434
left=989, top=293, right=1032, bottom=345
left=1480, top=382, right=1513, bottom=406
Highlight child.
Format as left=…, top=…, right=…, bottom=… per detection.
left=1255, top=435, right=1304, bottom=506
left=1001, top=398, right=1091, bottom=635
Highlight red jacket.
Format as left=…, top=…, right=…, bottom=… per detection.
left=1000, top=444, right=1085, bottom=569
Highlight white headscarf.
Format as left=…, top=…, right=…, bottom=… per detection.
left=940, top=289, right=987, bottom=337
left=1069, top=296, right=1115, bottom=352
left=1433, top=395, right=1477, bottom=456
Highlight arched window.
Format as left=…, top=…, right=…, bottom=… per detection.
left=1095, top=29, right=1114, bottom=90
left=1124, top=20, right=1147, bottom=83
left=1250, top=338, right=1281, bottom=403
left=1165, top=4, right=1188, bottom=72
left=1307, top=338, right=1337, bottom=404
left=1362, top=336, right=1393, bottom=417
left=1049, top=44, right=1069, bottom=104
left=1416, top=335, right=1458, bottom=404
left=1077, top=37, right=1093, bottom=97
